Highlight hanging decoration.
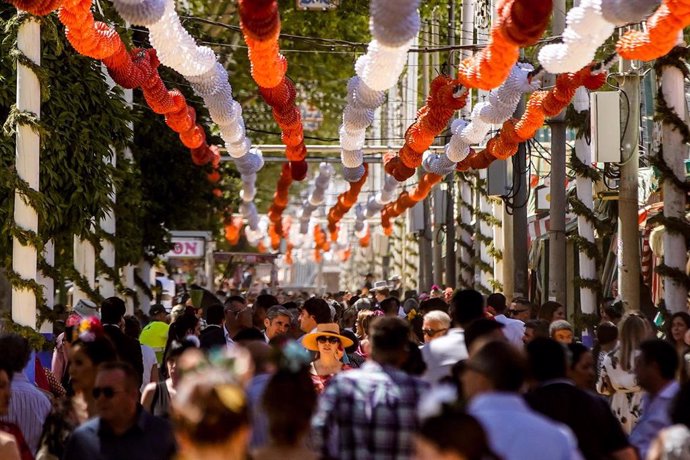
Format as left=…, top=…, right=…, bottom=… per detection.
left=384, top=75, right=468, bottom=181
left=381, top=173, right=444, bottom=236
left=354, top=203, right=369, bottom=241
left=239, top=0, right=308, bottom=181
left=601, top=0, right=661, bottom=25
left=266, top=163, right=293, bottom=249
left=359, top=226, right=371, bottom=248
left=457, top=0, right=552, bottom=90
left=327, top=164, right=369, bottom=241
left=365, top=173, right=399, bottom=218
left=457, top=66, right=607, bottom=171
left=224, top=215, right=244, bottom=246
left=299, top=163, right=334, bottom=235
left=339, top=0, right=421, bottom=182
left=616, top=0, right=690, bottom=61
left=423, top=63, right=537, bottom=175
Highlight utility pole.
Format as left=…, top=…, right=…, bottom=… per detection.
left=445, top=0, right=457, bottom=288
left=659, top=34, right=689, bottom=313
left=547, top=0, right=567, bottom=306
left=617, top=58, right=641, bottom=311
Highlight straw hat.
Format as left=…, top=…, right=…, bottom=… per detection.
left=302, top=323, right=354, bottom=351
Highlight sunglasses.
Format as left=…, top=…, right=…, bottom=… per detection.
left=422, top=328, right=448, bottom=337
left=316, top=336, right=340, bottom=344
left=92, top=386, right=126, bottom=399
left=508, top=309, right=529, bottom=315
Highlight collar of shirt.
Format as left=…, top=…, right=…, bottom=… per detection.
left=223, top=326, right=235, bottom=346
left=263, top=332, right=270, bottom=343
left=469, top=392, right=531, bottom=414
left=11, top=372, right=30, bottom=386
left=538, top=378, right=575, bottom=388
left=97, top=406, right=148, bottom=437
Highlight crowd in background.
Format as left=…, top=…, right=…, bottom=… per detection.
left=0, top=277, right=689, bottom=459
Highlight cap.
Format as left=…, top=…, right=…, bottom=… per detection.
left=149, top=304, right=167, bottom=316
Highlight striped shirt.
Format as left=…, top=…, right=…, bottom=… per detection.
left=0, top=372, right=51, bottom=455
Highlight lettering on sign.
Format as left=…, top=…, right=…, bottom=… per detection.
left=296, top=0, right=338, bottom=10
left=165, top=238, right=205, bottom=259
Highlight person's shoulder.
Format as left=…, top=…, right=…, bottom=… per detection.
left=0, top=431, right=20, bottom=460
left=71, top=417, right=100, bottom=437
left=141, top=409, right=173, bottom=431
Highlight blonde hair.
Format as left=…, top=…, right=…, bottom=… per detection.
left=618, top=312, right=652, bottom=372
left=356, top=310, right=375, bottom=339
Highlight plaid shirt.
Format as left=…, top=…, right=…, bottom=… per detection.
left=312, top=361, right=429, bottom=460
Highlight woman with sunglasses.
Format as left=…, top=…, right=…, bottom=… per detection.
left=37, top=317, right=117, bottom=459
left=302, top=324, right=354, bottom=393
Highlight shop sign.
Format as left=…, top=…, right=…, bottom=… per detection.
left=165, top=238, right=205, bottom=259
left=296, top=0, right=338, bottom=10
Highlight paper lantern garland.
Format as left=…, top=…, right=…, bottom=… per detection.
left=458, top=0, right=552, bottom=90
left=365, top=173, right=400, bottom=218
left=299, top=163, right=334, bottom=235
left=266, top=163, right=294, bottom=248
left=381, top=173, right=443, bottom=236
left=340, top=0, right=421, bottom=182
left=384, top=74, right=468, bottom=181
left=602, top=0, right=662, bottom=25
left=423, top=63, right=538, bottom=175
left=239, top=0, right=308, bottom=182
left=616, top=0, right=690, bottom=61
left=326, top=164, right=369, bottom=241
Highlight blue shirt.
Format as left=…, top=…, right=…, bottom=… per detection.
left=63, top=407, right=176, bottom=460
left=312, top=361, right=429, bottom=460
left=468, top=392, right=583, bottom=460
left=246, top=373, right=272, bottom=449
left=629, top=380, right=680, bottom=460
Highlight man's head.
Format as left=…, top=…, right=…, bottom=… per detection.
left=368, top=316, right=411, bottom=367
left=596, top=321, right=618, bottom=348
left=206, top=303, right=224, bottom=326
left=101, top=297, right=127, bottom=326
left=525, top=338, right=567, bottom=383
left=422, top=310, right=451, bottom=343
left=298, top=298, right=331, bottom=333
left=461, top=341, right=526, bottom=401
left=0, top=334, right=30, bottom=374
left=374, top=287, right=390, bottom=303
left=253, top=294, right=279, bottom=329
left=549, top=320, right=574, bottom=344
left=634, top=339, right=679, bottom=394
left=264, top=306, right=291, bottom=340
left=449, top=289, right=485, bottom=328
left=486, top=293, right=507, bottom=316
left=508, top=297, right=533, bottom=322
left=94, top=361, right=140, bottom=428
left=380, top=297, right=401, bottom=317
left=464, top=319, right=506, bottom=356
left=149, top=304, right=168, bottom=323
left=523, top=319, right=550, bottom=345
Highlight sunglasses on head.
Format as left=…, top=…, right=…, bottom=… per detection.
left=92, top=386, right=125, bottom=399
left=316, top=336, right=340, bottom=344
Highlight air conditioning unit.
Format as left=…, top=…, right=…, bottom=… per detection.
left=590, top=91, right=621, bottom=163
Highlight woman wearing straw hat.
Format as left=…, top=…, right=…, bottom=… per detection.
left=303, top=323, right=354, bottom=393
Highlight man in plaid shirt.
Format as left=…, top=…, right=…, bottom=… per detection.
left=312, top=316, right=429, bottom=460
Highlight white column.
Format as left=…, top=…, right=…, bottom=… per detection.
left=37, top=240, right=54, bottom=333
left=12, top=19, right=41, bottom=328
left=493, top=200, right=504, bottom=291
left=479, top=171, right=494, bottom=293
left=72, top=237, right=96, bottom=305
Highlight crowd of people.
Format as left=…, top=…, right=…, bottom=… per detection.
left=0, top=283, right=689, bottom=459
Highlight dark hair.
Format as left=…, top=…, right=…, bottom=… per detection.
left=670, top=382, right=690, bottom=427
left=380, top=297, right=401, bottom=316
left=390, top=289, right=400, bottom=299
left=340, top=328, right=360, bottom=355
left=449, top=290, right=484, bottom=327
left=255, top=294, right=279, bottom=311
left=282, top=301, right=299, bottom=311
left=666, top=312, right=690, bottom=344
left=225, top=295, right=246, bottom=307
left=101, top=297, right=126, bottom=324
left=369, top=317, right=410, bottom=356
left=161, top=312, right=200, bottom=378
left=464, top=319, right=505, bottom=351
left=419, top=297, right=449, bottom=315
left=486, top=293, right=507, bottom=314
left=72, top=335, right=118, bottom=368
left=639, top=339, right=679, bottom=381
left=206, top=304, right=224, bottom=326
left=302, top=298, right=332, bottom=324
left=0, top=334, right=31, bottom=372
left=172, top=371, right=249, bottom=445
left=401, top=340, right=426, bottom=376
left=97, top=361, right=139, bottom=391
left=567, top=342, right=590, bottom=370
left=418, top=409, right=500, bottom=460
left=233, top=327, right=265, bottom=343
left=538, top=301, right=563, bottom=322
left=525, top=319, right=550, bottom=339
left=166, top=339, right=198, bottom=363
left=468, top=341, right=526, bottom=391
left=0, top=360, right=13, bottom=383
left=122, top=315, right=142, bottom=339
left=347, top=295, right=360, bottom=308
left=604, top=303, right=624, bottom=322
left=263, top=367, right=317, bottom=445
left=596, top=321, right=618, bottom=345
left=526, top=338, right=567, bottom=381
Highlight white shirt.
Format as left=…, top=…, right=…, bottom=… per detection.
left=223, top=325, right=236, bottom=347
left=0, top=372, right=51, bottom=455
left=468, top=392, right=583, bottom=460
left=421, top=328, right=467, bottom=384
left=494, top=314, right=526, bottom=346
left=140, top=344, right=158, bottom=393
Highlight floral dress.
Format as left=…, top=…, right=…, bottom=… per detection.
left=596, top=350, right=643, bottom=434
left=309, top=363, right=351, bottom=394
